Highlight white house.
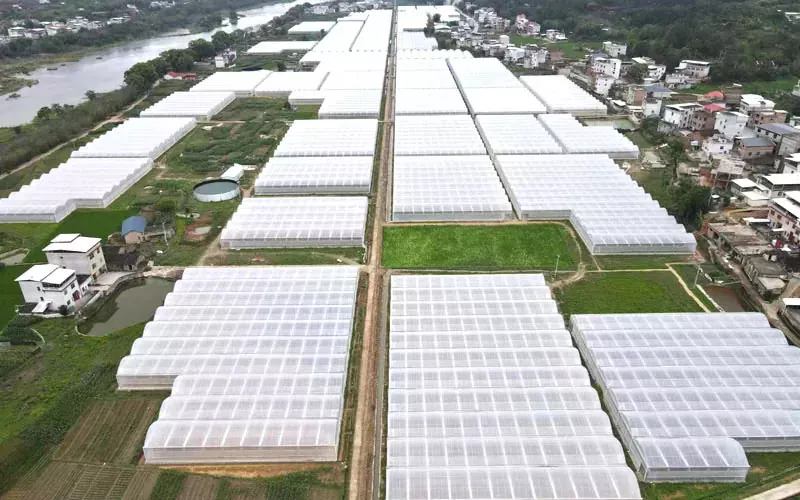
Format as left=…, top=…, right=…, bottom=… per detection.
left=644, top=64, right=666, bottom=81
left=591, top=57, right=621, bottom=79
left=739, top=94, right=775, bottom=116
left=42, top=233, right=106, bottom=279
left=602, top=41, right=626, bottom=58
left=702, top=134, right=734, bottom=159
left=592, top=74, right=615, bottom=96
left=662, top=102, right=702, bottom=129
left=714, top=111, right=749, bottom=139
left=544, top=29, right=566, bottom=41
left=15, top=264, right=82, bottom=313
left=778, top=153, right=800, bottom=175
left=676, top=59, right=711, bottom=81
left=642, top=98, right=662, bottom=118
left=523, top=45, right=548, bottom=68
left=756, top=174, right=800, bottom=199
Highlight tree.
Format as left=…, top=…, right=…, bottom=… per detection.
left=276, top=61, right=286, bottom=72
left=160, top=49, right=194, bottom=72
left=211, top=31, right=233, bottom=52
left=124, top=61, right=159, bottom=90
left=669, top=178, right=711, bottom=230
left=424, top=16, right=435, bottom=37
left=432, top=13, right=441, bottom=23
left=58, top=304, right=69, bottom=316
left=85, top=90, right=97, bottom=100
left=229, top=8, right=239, bottom=24
left=627, top=63, right=646, bottom=84
left=155, top=198, right=176, bottom=214
left=188, top=38, right=215, bottom=60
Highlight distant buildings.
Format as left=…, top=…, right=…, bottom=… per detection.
left=215, top=49, right=237, bottom=69
left=544, top=29, right=567, bottom=41
left=514, top=14, right=540, bottom=35
left=602, top=41, right=627, bottom=58
left=591, top=57, right=621, bottom=79
left=714, top=111, right=749, bottom=139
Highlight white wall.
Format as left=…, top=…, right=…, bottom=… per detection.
left=46, top=243, right=106, bottom=278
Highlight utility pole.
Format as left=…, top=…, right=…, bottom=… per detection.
left=162, top=221, right=168, bottom=246
left=693, top=265, right=701, bottom=287
left=554, top=254, right=560, bottom=278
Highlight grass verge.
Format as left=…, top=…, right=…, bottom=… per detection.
left=382, top=224, right=580, bottom=270
left=0, top=264, right=26, bottom=328
left=595, top=254, right=694, bottom=270
left=556, top=271, right=704, bottom=317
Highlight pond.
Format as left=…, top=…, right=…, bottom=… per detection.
left=703, top=285, right=751, bottom=312
left=80, top=277, right=174, bottom=336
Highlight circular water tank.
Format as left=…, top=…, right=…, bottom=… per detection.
left=193, top=179, right=240, bottom=202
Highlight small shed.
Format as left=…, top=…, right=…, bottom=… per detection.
left=122, top=215, right=147, bottom=245
left=221, top=164, right=244, bottom=182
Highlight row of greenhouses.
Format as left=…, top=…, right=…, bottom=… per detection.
left=116, top=266, right=361, bottom=464
left=571, top=312, right=800, bottom=482
left=387, top=273, right=642, bottom=500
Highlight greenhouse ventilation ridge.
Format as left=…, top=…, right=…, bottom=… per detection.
left=272, top=118, right=378, bottom=157
left=394, top=115, right=486, bottom=155
left=139, top=91, right=235, bottom=120
left=254, top=156, right=373, bottom=195
left=571, top=312, right=800, bottom=482
left=387, top=273, right=642, bottom=500
left=219, top=196, right=369, bottom=249
left=115, top=266, right=360, bottom=464
left=475, top=114, right=563, bottom=155
left=70, top=117, right=196, bottom=159
left=494, top=154, right=696, bottom=254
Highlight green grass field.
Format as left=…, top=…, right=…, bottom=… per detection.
left=508, top=36, right=602, bottom=59
left=594, top=254, right=694, bottom=270
left=631, top=168, right=672, bottom=209
left=556, top=271, right=703, bottom=316
left=624, top=131, right=655, bottom=149
left=21, top=209, right=135, bottom=263
left=382, top=224, right=581, bottom=270
left=688, top=78, right=798, bottom=96
left=671, top=263, right=723, bottom=310
left=0, top=265, right=26, bottom=328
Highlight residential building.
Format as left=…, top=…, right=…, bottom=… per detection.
left=522, top=45, right=548, bottom=68
left=721, top=84, right=743, bottom=105
left=794, top=79, right=800, bottom=98
left=544, top=29, right=566, bottom=41
left=625, top=85, right=646, bottom=105
left=676, top=59, right=711, bottom=81
left=770, top=191, right=800, bottom=242
left=785, top=12, right=800, bottom=22
left=691, top=108, right=716, bottom=133
left=26, top=28, right=47, bottom=39
left=631, top=56, right=654, bottom=66
left=642, top=97, right=662, bottom=118
left=215, top=49, right=237, bottom=68
left=42, top=233, right=106, bottom=279
left=743, top=255, right=786, bottom=297
left=592, top=73, right=615, bottom=96
left=15, top=264, right=82, bottom=313
left=122, top=216, right=148, bottom=245
left=736, top=136, right=775, bottom=159
left=750, top=109, right=788, bottom=127
left=7, top=27, right=26, bottom=38
left=514, top=14, right=539, bottom=35
left=730, top=178, right=770, bottom=206
left=602, top=41, right=627, bottom=58
left=777, top=153, right=800, bottom=175
left=714, top=111, right=749, bottom=139
left=702, top=134, right=734, bottom=158
left=664, top=71, right=690, bottom=89
left=757, top=174, right=800, bottom=198
left=739, top=94, right=776, bottom=123
left=662, top=102, right=702, bottom=130
left=591, top=57, right=621, bottom=79
left=754, top=123, right=800, bottom=156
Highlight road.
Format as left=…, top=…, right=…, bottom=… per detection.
left=347, top=4, right=396, bottom=500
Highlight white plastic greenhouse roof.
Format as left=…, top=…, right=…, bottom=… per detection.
left=305, top=52, right=387, bottom=72
left=310, top=20, right=363, bottom=52
left=116, top=266, right=360, bottom=464
left=394, top=115, right=486, bottom=155
left=571, top=312, right=800, bottom=482
left=395, top=88, right=468, bottom=115
left=288, top=21, right=336, bottom=34
left=538, top=114, right=639, bottom=159
left=494, top=154, right=695, bottom=255
left=318, top=90, right=382, bottom=118
left=395, top=70, right=456, bottom=89
left=190, top=70, right=272, bottom=96
left=253, top=71, right=328, bottom=97
left=396, top=58, right=449, bottom=72
left=220, top=196, right=368, bottom=249
left=581, top=328, right=789, bottom=348
left=461, top=86, right=546, bottom=115
left=351, top=9, right=392, bottom=52
left=139, top=91, right=235, bottom=120
left=392, top=155, right=513, bottom=221
left=246, top=41, right=317, bottom=54
left=320, top=70, right=385, bottom=90
left=397, top=49, right=472, bottom=59
left=448, top=58, right=523, bottom=89
left=521, top=75, right=608, bottom=116
left=71, top=117, right=195, bottom=159
left=397, top=31, right=438, bottom=51
left=0, top=157, right=153, bottom=223
left=273, top=118, right=378, bottom=157
left=254, top=156, right=373, bottom=195
left=475, top=114, right=562, bottom=155
left=387, top=274, right=641, bottom=500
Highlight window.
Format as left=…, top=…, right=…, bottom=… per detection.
left=70, top=283, right=75, bottom=289
left=63, top=290, right=67, bottom=295
left=36, top=286, right=41, bottom=291
left=67, top=300, right=71, bottom=305
left=40, top=297, right=44, bottom=301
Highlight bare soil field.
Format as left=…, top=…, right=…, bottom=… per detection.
left=2, top=462, right=154, bottom=500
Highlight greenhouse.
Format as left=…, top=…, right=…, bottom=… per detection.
left=246, top=41, right=318, bottom=54
left=117, top=265, right=360, bottom=463
left=308, top=20, right=363, bottom=52
left=254, top=156, right=373, bottom=194
left=494, top=154, right=696, bottom=255
left=395, top=88, right=468, bottom=115
left=520, top=75, right=608, bottom=116
left=395, top=58, right=449, bottom=72
left=475, top=114, right=563, bottom=155
left=395, top=70, right=456, bottom=89
left=397, top=49, right=472, bottom=59
left=391, top=155, right=513, bottom=221
left=571, top=312, right=800, bottom=482
left=71, top=117, right=196, bottom=159
left=288, top=90, right=328, bottom=107
left=287, top=21, right=336, bottom=34
left=387, top=273, right=641, bottom=500
left=305, top=52, right=388, bottom=72
left=350, top=9, right=392, bottom=52
left=394, top=115, right=486, bottom=155
left=253, top=71, right=328, bottom=97
left=461, top=87, right=546, bottom=115
left=190, top=70, right=272, bottom=96
left=448, top=57, right=524, bottom=88
left=139, top=91, right=235, bottom=120
left=538, top=114, right=640, bottom=159
left=318, top=90, right=382, bottom=118
left=219, top=196, right=369, bottom=248
left=397, top=31, right=438, bottom=51
left=320, top=70, right=385, bottom=90
left=273, top=119, right=378, bottom=157
left=0, top=157, right=153, bottom=222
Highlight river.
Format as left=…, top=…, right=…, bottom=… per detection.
left=0, top=0, right=326, bottom=127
